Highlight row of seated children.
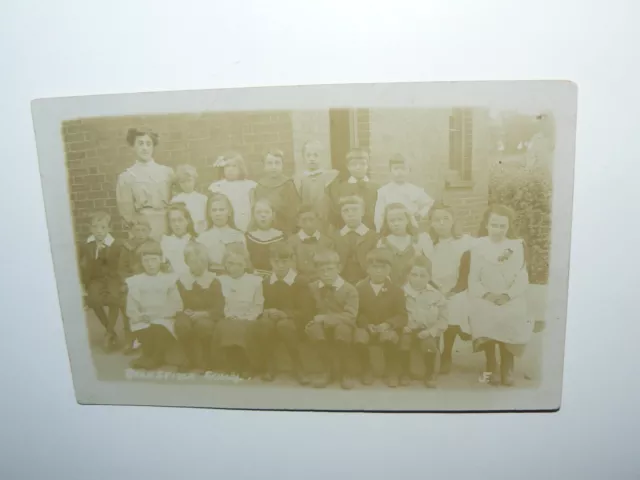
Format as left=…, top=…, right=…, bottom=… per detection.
left=82, top=192, right=528, bottom=387
left=167, top=144, right=434, bottom=239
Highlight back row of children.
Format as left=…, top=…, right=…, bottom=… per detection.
left=82, top=169, right=530, bottom=388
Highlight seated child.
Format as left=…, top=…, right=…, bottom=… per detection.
left=354, top=248, right=408, bottom=387
left=287, top=204, right=334, bottom=284
left=171, top=164, right=208, bottom=234
left=161, top=203, right=197, bottom=276
left=118, top=214, right=154, bottom=353
left=126, top=241, right=187, bottom=370
left=374, top=154, right=434, bottom=232
left=327, top=149, right=378, bottom=229
left=80, top=211, right=122, bottom=352
left=400, top=256, right=449, bottom=388
left=305, top=249, right=359, bottom=390
left=332, top=196, right=379, bottom=285
left=257, top=242, right=313, bottom=383
left=174, top=242, right=225, bottom=372
left=245, top=198, right=286, bottom=278
left=215, top=243, right=264, bottom=377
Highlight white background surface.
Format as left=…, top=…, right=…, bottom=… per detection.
left=0, top=1, right=638, bottom=478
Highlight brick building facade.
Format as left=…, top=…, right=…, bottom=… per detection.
left=63, top=108, right=491, bottom=243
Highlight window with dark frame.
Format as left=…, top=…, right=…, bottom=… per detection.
left=448, top=108, right=473, bottom=183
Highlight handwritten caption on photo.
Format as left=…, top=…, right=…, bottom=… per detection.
left=125, top=369, right=244, bottom=383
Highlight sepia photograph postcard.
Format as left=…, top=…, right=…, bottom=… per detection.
left=31, top=81, right=577, bottom=412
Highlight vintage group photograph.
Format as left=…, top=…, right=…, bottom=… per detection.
left=33, top=82, right=576, bottom=411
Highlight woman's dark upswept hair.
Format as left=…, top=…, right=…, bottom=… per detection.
left=126, top=127, right=159, bottom=147
left=477, top=204, right=519, bottom=239
left=206, top=192, right=237, bottom=230
left=165, top=202, right=197, bottom=238
left=427, top=201, right=463, bottom=244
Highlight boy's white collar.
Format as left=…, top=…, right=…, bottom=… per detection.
left=318, top=276, right=345, bottom=290
left=340, top=224, right=369, bottom=236
left=87, top=233, right=115, bottom=246
left=403, top=283, right=437, bottom=298
left=298, top=230, right=321, bottom=241
left=269, top=269, right=297, bottom=286
left=348, top=176, right=369, bottom=183
left=179, top=270, right=216, bottom=290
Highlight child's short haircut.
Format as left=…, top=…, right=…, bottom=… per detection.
left=297, top=204, right=318, bottom=218
left=183, top=241, right=208, bottom=262
left=264, top=148, right=285, bottom=161
left=388, top=153, right=407, bottom=169
left=269, top=242, right=294, bottom=260
left=346, top=148, right=370, bottom=163
left=137, top=240, right=163, bottom=258
left=313, top=249, right=341, bottom=267
left=411, top=255, right=432, bottom=277
left=175, top=164, right=198, bottom=182
left=129, top=214, right=151, bottom=229
left=214, top=151, right=248, bottom=179
left=222, top=242, right=252, bottom=268
left=366, top=248, right=393, bottom=266
left=302, top=139, right=323, bottom=156
left=89, top=211, right=111, bottom=225
left=339, top=195, right=365, bottom=210
left=126, top=127, right=159, bottom=146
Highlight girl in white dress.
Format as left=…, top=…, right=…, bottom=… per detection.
left=426, top=202, right=476, bottom=374
left=208, top=152, right=256, bottom=232
left=468, top=205, right=532, bottom=387
left=197, top=193, right=246, bottom=273
left=377, top=203, right=433, bottom=285
left=160, top=203, right=196, bottom=277
left=171, top=164, right=208, bottom=234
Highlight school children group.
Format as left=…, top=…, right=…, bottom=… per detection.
left=81, top=130, right=533, bottom=390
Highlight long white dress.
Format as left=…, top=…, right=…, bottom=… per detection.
left=208, top=179, right=256, bottom=232
left=467, top=237, right=532, bottom=351
left=428, top=234, right=476, bottom=333
left=125, top=272, right=183, bottom=337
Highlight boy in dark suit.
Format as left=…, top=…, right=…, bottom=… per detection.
left=305, top=249, right=359, bottom=390
left=80, top=211, right=123, bottom=352
left=257, top=242, right=313, bottom=384
left=327, top=149, right=378, bottom=229
left=354, top=248, right=408, bottom=387
left=331, top=196, right=379, bottom=285
left=287, top=204, right=334, bottom=284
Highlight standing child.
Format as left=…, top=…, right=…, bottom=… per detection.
left=126, top=241, right=187, bottom=370
left=354, top=249, right=408, bottom=387
left=293, top=140, right=339, bottom=231
left=245, top=198, right=286, bottom=278
left=305, top=250, right=359, bottom=390
left=215, top=243, right=264, bottom=377
left=174, top=242, right=225, bottom=373
left=468, top=205, right=531, bottom=387
left=287, top=204, right=334, bottom=285
left=374, top=154, right=434, bottom=232
left=80, top=211, right=122, bottom=352
left=327, top=149, right=378, bottom=229
left=160, top=203, right=197, bottom=276
left=378, top=202, right=433, bottom=285
left=426, top=202, right=476, bottom=373
left=171, top=164, right=208, bottom=234
left=208, top=152, right=256, bottom=232
left=118, top=214, right=154, bottom=353
left=400, top=256, right=449, bottom=388
left=331, top=196, right=379, bottom=285
left=257, top=243, right=313, bottom=383
left=197, top=193, right=246, bottom=273
left=254, top=149, right=301, bottom=234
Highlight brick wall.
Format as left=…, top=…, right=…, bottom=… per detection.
left=63, top=111, right=295, bottom=243
left=290, top=110, right=331, bottom=172
left=366, top=107, right=491, bottom=234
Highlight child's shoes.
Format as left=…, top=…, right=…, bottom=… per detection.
left=424, top=376, right=437, bottom=389
left=385, top=374, right=399, bottom=388
left=340, top=375, right=356, bottom=390
left=399, top=374, right=412, bottom=387
left=312, top=372, right=331, bottom=388
left=361, top=370, right=374, bottom=386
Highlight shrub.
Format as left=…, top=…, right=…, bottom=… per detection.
left=488, top=162, right=552, bottom=284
